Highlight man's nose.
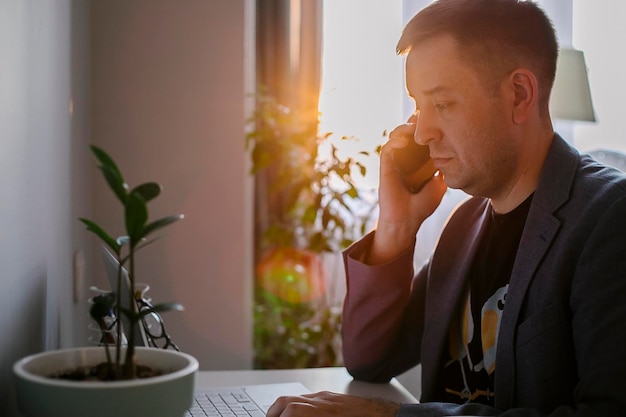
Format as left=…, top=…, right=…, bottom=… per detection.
left=414, top=109, right=438, bottom=146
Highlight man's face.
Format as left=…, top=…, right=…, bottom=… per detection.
left=405, top=34, right=518, bottom=199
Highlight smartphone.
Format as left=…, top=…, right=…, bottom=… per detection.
left=392, top=140, right=437, bottom=193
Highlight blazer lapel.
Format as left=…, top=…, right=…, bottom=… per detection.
left=421, top=199, right=491, bottom=397
left=494, top=135, right=579, bottom=409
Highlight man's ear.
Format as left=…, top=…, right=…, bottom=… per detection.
left=510, top=69, right=538, bottom=124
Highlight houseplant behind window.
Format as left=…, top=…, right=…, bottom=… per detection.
left=247, top=93, right=377, bottom=368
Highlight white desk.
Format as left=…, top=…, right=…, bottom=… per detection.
left=196, top=367, right=418, bottom=404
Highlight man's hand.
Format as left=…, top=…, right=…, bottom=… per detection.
left=266, top=391, right=400, bottom=417
left=368, top=119, right=447, bottom=265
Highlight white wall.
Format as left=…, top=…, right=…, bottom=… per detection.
left=90, top=0, right=254, bottom=370
left=2, top=1, right=252, bottom=414
left=0, top=1, right=92, bottom=415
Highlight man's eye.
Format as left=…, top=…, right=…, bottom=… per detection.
left=434, top=102, right=449, bottom=110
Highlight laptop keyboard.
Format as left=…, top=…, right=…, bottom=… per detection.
left=185, top=389, right=266, bottom=417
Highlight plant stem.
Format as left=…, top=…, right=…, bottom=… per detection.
left=115, top=262, right=123, bottom=379
left=123, top=245, right=137, bottom=379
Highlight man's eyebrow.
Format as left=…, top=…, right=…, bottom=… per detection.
left=408, top=85, right=453, bottom=101
left=422, top=85, right=452, bottom=95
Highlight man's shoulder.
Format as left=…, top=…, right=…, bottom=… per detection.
left=577, top=152, right=626, bottom=193
left=536, top=135, right=626, bottom=211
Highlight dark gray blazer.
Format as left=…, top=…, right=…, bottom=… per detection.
left=342, top=135, right=626, bottom=416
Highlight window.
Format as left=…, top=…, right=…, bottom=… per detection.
left=319, top=0, right=464, bottom=268
left=319, top=0, right=404, bottom=190
left=573, top=1, right=626, bottom=154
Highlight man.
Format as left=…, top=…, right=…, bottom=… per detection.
left=267, top=0, right=626, bottom=416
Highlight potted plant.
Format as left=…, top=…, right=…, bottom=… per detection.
left=13, top=145, right=198, bottom=417
left=246, top=93, right=377, bottom=368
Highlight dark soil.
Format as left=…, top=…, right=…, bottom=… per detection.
left=49, top=362, right=163, bottom=381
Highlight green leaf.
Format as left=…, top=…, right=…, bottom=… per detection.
left=322, top=207, right=331, bottom=228
left=137, top=302, right=184, bottom=318
left=132, top=182, right=161, bottom=203
left=346, top=184, right=358, bottom=199
left=91, top=145, right=129, bottom=204
left=141, top=214, right=184, bottom=239
left=133, top=237, right=160, bottom=253
left=332, top=192, right=352, bottom=212
left=125, top=192, right=148, bottom=246
left=341, top=237, right=354, bottom=248
left=90, top=145, right=123, bottom=179
left=99, top=165, right=129, bottom=204
left=308, top=232, right=324, bottom=252
left=79, top=218, right=120, bottom=254
left=302, top=205, right=317, bottom=224
left=332, top=212, right=346, bottom=230
left=356, top=162, right=367, bottom=177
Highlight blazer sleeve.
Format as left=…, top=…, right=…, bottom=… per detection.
left=341, top=231, right=429, bottom=382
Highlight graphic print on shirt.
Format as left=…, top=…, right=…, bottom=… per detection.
left=481, top=284, right=507, bottom=374
left=445, top=284, right=508, bottom=403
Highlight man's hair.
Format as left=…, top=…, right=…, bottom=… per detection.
left=397, top=0, right=558, bottom=109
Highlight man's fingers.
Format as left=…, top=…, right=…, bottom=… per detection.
left=266, top=395, right=316, bottom=417
left=387, top=123, right=415, bottom=149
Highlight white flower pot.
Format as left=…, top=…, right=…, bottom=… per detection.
left=13, top=346, right=198, bottom=417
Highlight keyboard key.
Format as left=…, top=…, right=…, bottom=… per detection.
left=187, top=390, right=264, bottom=417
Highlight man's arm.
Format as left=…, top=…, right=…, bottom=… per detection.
left=339, top=120, right=446, bottom=381
left=341, top=232, right=428, bottom=382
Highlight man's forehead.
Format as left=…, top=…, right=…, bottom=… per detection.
left=404, top=35, right=479, bottom=95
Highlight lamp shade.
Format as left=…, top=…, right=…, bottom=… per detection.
left=549, top=48, right=596, bottom=122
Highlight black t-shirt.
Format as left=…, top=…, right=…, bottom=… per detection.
left=442, top=194, right=533, bottom=406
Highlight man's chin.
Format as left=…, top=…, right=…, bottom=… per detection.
left=443, top=176, right=478, bottom=196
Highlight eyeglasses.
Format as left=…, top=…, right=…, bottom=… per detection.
left=136, top=296, right=180, bottom=351
left=88, top=285, right=180, bottom=351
